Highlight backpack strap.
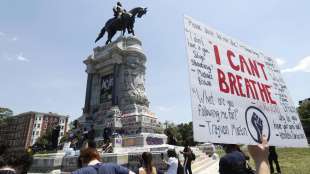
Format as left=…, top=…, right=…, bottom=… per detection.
left=90, top=163, right=103, bottom=174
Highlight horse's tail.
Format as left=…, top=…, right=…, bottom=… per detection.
left=95, top=27, right=106, bottom=43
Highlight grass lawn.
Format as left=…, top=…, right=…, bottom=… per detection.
left=273, top=148, right=310, bottom=174
left=217, top=147, right=310, bottom=174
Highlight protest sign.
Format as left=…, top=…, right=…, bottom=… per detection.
left=184, top=15, right=308, bottom=147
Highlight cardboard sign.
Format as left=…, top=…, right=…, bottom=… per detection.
left=184, top=15, right=308, bottom=147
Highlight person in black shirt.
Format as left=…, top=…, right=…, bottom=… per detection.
left=268, top=146, right=281, bottom=174
left=219, top=144, right=248, bottom=174
left=180, top=145, right=193, bottom=174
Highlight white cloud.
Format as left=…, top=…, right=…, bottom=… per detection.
left=11, top=37, right=18, bottom=41
left=0, top=32, right=5, bottom=37
left=156, top=106, right=173, bottom=112
left=275, top=58, right=286, bottom=66
left=282, top=56, right=310, bottom=73
left=16, top=53, right=30, bottom=62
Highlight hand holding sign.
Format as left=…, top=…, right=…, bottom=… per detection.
left=248, top=135, right=270, bottom=174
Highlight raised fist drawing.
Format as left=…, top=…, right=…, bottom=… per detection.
left=251, top=112, right=263, bottom=143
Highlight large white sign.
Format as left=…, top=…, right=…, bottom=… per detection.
left=184, top=15, right=308, bottom=147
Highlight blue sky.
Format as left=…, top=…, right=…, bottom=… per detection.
left=1, top=0, right=309, bottom=123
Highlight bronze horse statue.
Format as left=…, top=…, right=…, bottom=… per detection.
left=95, top=7, right=147, bottom=45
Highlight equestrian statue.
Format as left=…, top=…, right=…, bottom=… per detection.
left=95, top=2, right=148, bottom=45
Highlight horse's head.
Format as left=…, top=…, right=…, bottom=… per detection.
left=137, top=7, right=147, bottom=18
left=129, top=7, right=147, bottom=18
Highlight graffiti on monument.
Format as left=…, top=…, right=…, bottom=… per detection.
left=146, top=136, right=164, bottom=145
left=100, top=74, right=114, bottom=104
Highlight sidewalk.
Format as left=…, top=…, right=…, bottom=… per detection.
left=196, top=160, right=219, bottom=174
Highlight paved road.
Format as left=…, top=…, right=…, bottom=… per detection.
left=197, top=160, right=219, bottom=174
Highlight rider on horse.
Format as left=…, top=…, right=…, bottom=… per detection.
left=113, top=2, right=126, bottom=19
left=95, top=4, right=147, bottom=44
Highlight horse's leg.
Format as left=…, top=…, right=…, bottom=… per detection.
left=127, top=26, right=131, bottom=34
left=130, top=23, right=135, bottom=36
left=106, top=31, right=112, bottom=45
left=131, top=29, right=135, bottom=36
left=95, top=27, right=106, bottom=43
left=110, top=30, right=117, bottom=42
left=122, top=28, right=126, bottom=36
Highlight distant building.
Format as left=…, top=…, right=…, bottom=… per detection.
left=0, top=111, right=68, bottom=153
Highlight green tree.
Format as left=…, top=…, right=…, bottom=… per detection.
left=59, top=132, right=69, bottom=144
left=298, top=102, right=310, bottom=120
left=0, top=107, right=13, bottom=120
left=164, top=121, right=197, bottom=146
left=177, top=122, right=197, bottom=146
left=34, top=128, right=53, bottom=151
left=164, top=125, right=182, bottom=145
left=298, top=102, right=310, bottom=140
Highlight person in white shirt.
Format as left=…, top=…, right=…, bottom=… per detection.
left=209, top=144, right=219, bottom=160
left=162, top=149, right=179, bottom=174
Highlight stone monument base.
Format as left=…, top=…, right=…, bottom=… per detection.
left=111, top=133, right=167, bottom=148
left=29, top=144, right=172, bottom=173
left=29, top=144, right=213, bottom=174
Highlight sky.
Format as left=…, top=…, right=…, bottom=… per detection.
left=0, top=0, right=310, bottom=123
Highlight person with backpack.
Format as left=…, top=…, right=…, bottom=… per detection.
left=72, top=147, right=135, bottom=174
left=180, top=145, right=194, bottom=174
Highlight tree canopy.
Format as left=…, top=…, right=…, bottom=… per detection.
left=0, top=107, right=13, bottom=120
left=164, top=121, right=197, bottom=146
left=298, top=101, right=310, bottom=120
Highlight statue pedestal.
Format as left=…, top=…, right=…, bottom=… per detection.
left=80, top=36, right=164, bottom=140
left=27, top=36, right=169, bottom=173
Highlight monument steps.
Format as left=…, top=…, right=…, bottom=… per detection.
left=192, top=157, right=218, bottom=173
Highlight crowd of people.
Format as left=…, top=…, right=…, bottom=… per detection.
left=67, top=122, right=115, bottom=154
left=72, top=142, right=184, bottom=174
left=71, top=135, right=280, bottom=174
left=0, top=135, right=281, bottom=174
left=0, top=119, right=280, bottom=174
